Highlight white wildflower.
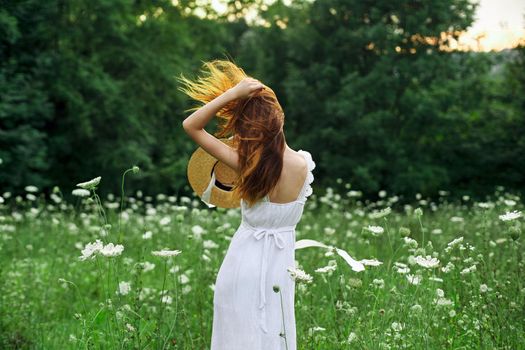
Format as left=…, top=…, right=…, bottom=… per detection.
left=406, top=274, right=421, bottom=285
left=347, top=331, right=357, bottom=343
left=142, top=231, right=152, bottom=239
left=182, top=285, right=192, bottom=294
left=76, top=176, right=101, bottom=190
left=394, top=264, right=410, bottom=274
left=435, top=297, right=454, bottom=307
left=99, top=243, right=124, bottom=257
left=191, top=225, right=205, bottom=238
left=308, top=326, right=326, bottom=336
left=366, top=225, right=384, bottom=235
left=117, top=281, right=131, bottom=295
left=161, top=295, right=172, bottom=304
left=287, top=266, right=313, bottom=283
left=447, top=236, right=464, bottom=247
left=152, top=249, right=181, bottom=258
left=25, top=185, right=39, bottom=193
left=348, top=278, right=362, bottom=288
left=159, top=216, right=171, bottom=226
left=203, top=240, right=219, bottom=249
left=428, top=276, right=443, bottom=282
left=324, top=227, right=336, bottom=235
left=391, top=322, right=404, bottom=332
left=441, top=262, right=455, bottom=273
left=477, top=202, right=493, bottom=209
left=368, top=207, right=391, bottom=219
left=460, top=265, right=477, bottom=275
left=315, top=261, right=337, bottom=274
left=414, top=255, right=440, bottom=268
left=403, top=237, right=418, bottom=249
left=72, top=189, right=91, bottom=197
left=410, top=304, right=422, bottom=313
left=372, top=278, right=385, bottom=289
left=179, top=274, right=190, bottom=284
left=504, top=199, right=516, bottom=206
left=359, top=258, right=383, bottom=266
left=394, top=262, right=408, bottom=269
left=79, top=240, right=104, bottom=261
left=431, top=228, right=443, bottom=235
left=499, top=210, right=522, bottom=222
left=141, top=261, right=155, bottom=272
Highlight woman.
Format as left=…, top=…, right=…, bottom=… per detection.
left=178, top=59, right=315, bottom=350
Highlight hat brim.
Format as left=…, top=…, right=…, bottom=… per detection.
left=187, top=138, right=240, bottom=209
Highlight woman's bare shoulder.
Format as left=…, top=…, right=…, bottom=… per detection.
left=283, top=148, right=308, bottom=172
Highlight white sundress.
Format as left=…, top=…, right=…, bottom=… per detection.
left=210, top=149, right=316, bottom=350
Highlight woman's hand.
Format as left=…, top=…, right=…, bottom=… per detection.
left=228, top=77, right=265, bottom=99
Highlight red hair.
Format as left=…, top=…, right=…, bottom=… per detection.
left=177, top=59, right=286, bottom=208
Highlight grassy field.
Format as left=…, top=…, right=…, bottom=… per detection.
left=0, top=174, right=523, bottom=349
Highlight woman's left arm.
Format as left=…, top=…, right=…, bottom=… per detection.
left=182, top=89, right=240, bottom=171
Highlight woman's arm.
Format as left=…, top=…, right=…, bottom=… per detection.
left=182, top=78, right=264, bottom=171
left=182, top=89, right=240, bottom=171
left=182, top=88, right=237, bottom=130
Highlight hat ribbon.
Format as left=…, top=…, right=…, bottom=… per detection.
left=200, top=169, right=216, bottom=208
left=295, top=239, right=367, bottom=272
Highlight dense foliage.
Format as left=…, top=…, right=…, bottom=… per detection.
left=0, top=0, right=524, bottom=201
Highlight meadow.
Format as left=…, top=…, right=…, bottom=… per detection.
left=0, top=170, right=523, bottom=349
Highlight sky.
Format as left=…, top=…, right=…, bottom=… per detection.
left=459, top=0, right=525, bottom=51
left=209, top=0, right=525, bottom=51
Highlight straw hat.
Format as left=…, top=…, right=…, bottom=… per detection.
left=187, top=137, right=240, bottom=208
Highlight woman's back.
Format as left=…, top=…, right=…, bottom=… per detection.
left=240, top=149, right=315, bottom=229
left=266, top=147, right=309, bottom=204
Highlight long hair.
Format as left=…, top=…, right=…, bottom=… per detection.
left=177, top=59, right=286, bottom=208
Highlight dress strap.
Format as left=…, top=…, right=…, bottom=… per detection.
left=297, top=150, right=316, bottom=202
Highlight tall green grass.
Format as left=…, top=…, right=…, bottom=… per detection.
left=0, top=174, right=523, bottom=349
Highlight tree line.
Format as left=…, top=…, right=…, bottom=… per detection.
left=1, top=0, right=524, bottom=202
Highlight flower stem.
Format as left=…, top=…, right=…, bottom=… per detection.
left=156, top=259, right=168, bottom=349
left=119, top=168, right=133, bottom=244
left=278, top=288, right=289, bottom=350
left=417, top=216, right=425, bottom=254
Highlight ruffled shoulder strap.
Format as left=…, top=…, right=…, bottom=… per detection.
left=297, top=150, right=316, bottom=201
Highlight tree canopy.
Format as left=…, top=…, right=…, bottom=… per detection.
left=1, top=0, right=523, bottom=202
